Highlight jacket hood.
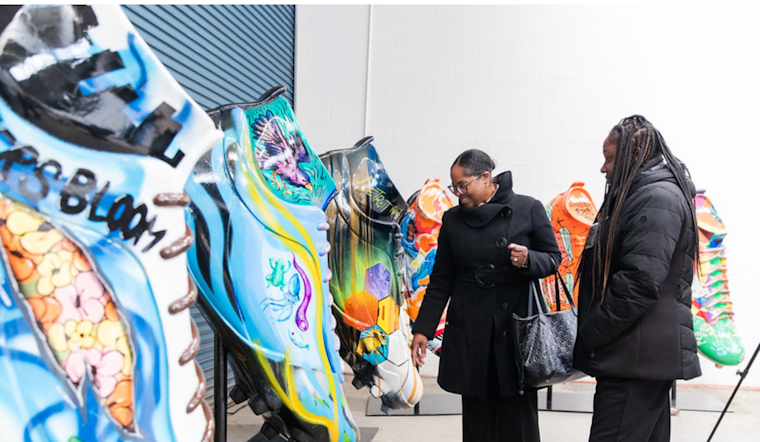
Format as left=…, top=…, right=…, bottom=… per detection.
left=629, top=157, right=696, bottom=199
left=457, top=171, right=515, bottom=228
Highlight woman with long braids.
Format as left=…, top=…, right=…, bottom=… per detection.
left=574, top=115, right=702, bottom=441
left=411, top=149, right=560, bottom=442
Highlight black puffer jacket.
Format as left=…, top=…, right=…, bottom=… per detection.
left=413, top=171, right=561, bottom=397
left=574, top=159, right=701, bottom=380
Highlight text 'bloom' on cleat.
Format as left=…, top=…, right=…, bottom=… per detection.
left=0, top=5, right=221, bottom=442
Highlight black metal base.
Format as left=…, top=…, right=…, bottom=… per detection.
left=247, top=431, right=286, bottom=442
left=215, top=334, right=229, bottom=442
left=246, top=427, right=378, bottom=442
left=538, top=388, right=593, bottom=413
left=365, top=384, right=732, bottom=417
left=366, top=393, right=462, bottom=416
left=539, top=385, right=730, bottom=414
left=365, top=389, right=593, bottom=416
left=672, top=390, right=732, bottom=412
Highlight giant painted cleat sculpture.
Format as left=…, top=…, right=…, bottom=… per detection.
left=400, top=178, right=454, bottom=355
left=0, top=5, right=220, bottom=442
left=541, top=182, right=597, bottom=311
left=320, top=137, right=423, bottom=411
left=691, top=191, right=745, bottom=367
left=185, top=87, right=358, bottom=442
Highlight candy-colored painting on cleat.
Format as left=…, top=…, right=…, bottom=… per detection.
left=320, top=137, right=423, bottom=410
left=185, top=87, right=358, bottom=442
left=400, top=178, right=455, bottom=355
left=0, top=5, right=220, bottom=442
left=541, top=182, right=598, bottom=310
left=691, top=191, right=744, bottom=366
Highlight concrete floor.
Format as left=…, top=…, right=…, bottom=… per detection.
left=225, top=375, right=760, bottom=442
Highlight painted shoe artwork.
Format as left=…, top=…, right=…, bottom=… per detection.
left=320, top=137, right=423, bottom=411
left=540, top=182, right=598, bottom=311
left=184, top=87, right=358, bottom=442
left=400, top=178, right=455, bottom=355
left=0, top=5, right=220, bottom=442
left=691, top=191, right=745, bottom=367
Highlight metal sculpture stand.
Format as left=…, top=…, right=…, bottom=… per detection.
left=214, top=333, right=228, bottom=442
left=366, top=393, right=462, bottom=416
left=367, top=380, right=732, bottom=417
left=366, top=386, right=593, bottom=416
left=541, top=382, right=728, bottom=414
left=538, top=386, right=592, bottom=413
left=707, top=340, right=760, bottom=442
left=213, top=333, right=288, bottom=442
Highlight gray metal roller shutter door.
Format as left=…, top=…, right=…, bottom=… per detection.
left=122, top=4, right=296, bottom=404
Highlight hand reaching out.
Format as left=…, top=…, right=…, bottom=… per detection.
left=411, top=333, right=428, bottom=367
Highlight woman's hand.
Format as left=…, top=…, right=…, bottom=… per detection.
left=411, top=333, right=428, bottom=367
left=508, top=243, right=529, bottom=268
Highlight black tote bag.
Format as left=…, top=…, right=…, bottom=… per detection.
left=512, top=272, right=586, bottom=390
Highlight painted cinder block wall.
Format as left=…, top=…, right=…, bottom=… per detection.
left=295, top=5, right=760, bottom=388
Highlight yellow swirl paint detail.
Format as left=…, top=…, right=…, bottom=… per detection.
left=238, top=131, right=341, bottom=441
left=254, top=349, right=336, bottom=433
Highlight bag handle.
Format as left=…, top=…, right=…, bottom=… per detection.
left=526, top=279, right=545, bottom=317
left=526, top=270, right=576, bottom=318
left=552, top=269, right=576, bottom=311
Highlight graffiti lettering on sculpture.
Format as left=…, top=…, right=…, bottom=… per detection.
left=0, top=146, right=166, bottom=251
left=368, top=188, right=404, bottom=220
left=0, top=5, right=219, bottom=442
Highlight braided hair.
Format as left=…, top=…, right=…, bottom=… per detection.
left=578, top=115, right=698, bottom=301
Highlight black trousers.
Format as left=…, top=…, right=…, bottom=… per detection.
left=461, top=322, right=540, bottom=442
left=589, top=377, right=671, bottom=442
left=462, top=391, right=540, bottom=442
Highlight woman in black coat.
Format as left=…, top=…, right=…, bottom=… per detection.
left=411, top=149, right=560, bottom=442
left=574, top=116, right=701, bottom=441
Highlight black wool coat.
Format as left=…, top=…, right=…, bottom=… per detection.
left=574, top=159, right=702, bottom=381
left=413, top=171, right=561, bottom=397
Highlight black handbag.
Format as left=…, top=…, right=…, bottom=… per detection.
left=512, top=272, right=585, bottom=390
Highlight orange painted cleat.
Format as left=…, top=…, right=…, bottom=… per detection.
left=541, top=182, right=598, bottom=311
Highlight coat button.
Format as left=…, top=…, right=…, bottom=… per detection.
left=502, top=330, right=508, bottom=338
left=502, top=302, right=509, bottom=310
left=496, top=237, right=508, bottom=248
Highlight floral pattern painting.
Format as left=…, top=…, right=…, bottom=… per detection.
left=0, top=196, right=136, bottom=431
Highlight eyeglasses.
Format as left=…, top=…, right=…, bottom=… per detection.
left=448, top=175, right=481, bottom=195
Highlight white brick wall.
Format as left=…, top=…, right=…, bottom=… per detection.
left=296, top=4, right=760, bottom=388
